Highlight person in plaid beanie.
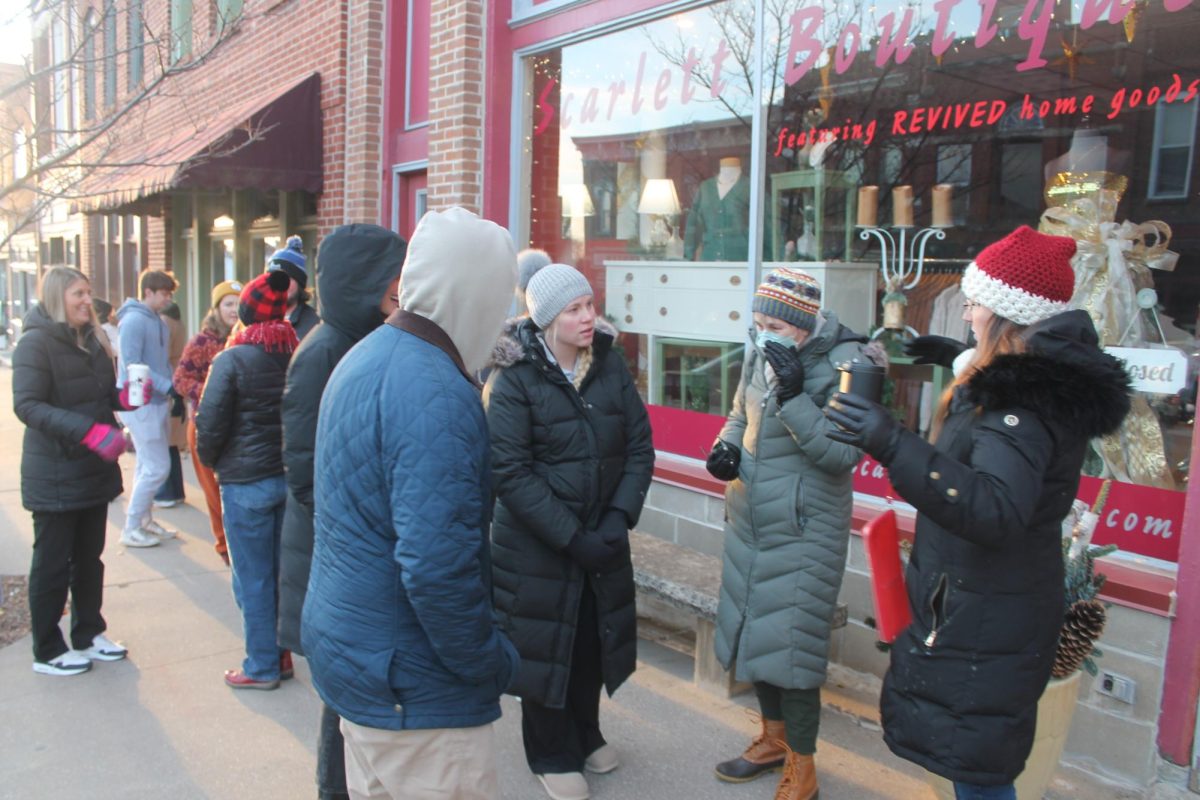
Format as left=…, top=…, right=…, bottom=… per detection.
left=195, top=267, right=297, bottom=690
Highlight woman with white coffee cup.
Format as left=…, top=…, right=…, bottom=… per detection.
left=12, top=267, right=143, bottom=676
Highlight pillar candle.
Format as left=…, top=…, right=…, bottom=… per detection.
left=892, top=185, right=914, bottom=227
left=931, top=184, right=954, bottom=227
left=857, top=186, right=879, bottom=227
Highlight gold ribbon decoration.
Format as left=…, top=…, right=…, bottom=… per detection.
left=1039, top=172, right=1178, bottom=490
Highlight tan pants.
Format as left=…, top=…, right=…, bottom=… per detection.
left=340, top=718, right=499, bottom=800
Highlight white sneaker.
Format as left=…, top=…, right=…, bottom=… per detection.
left=33, top=650, right=92, bottom=676
left=584, top=744, right=619, bottom=774
left=120, top=528, right=161, bottom=548
left=153, top=499, right=181, bottom=509
left=81, top=633, right=127, bottom=662
left=142, top=520, right=177, bottom=540
left=536, top=772, right=589, bottom=800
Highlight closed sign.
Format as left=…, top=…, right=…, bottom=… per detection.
left=1105, top=346, right=1189, bottom=394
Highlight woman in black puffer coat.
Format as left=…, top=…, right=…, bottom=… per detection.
left=196, top=270, right=297, bottom=691
left=825, top=227, right=1131, bottom=800
left=14, top=267, right=133, bottom=676
left=484, top=264, right=653, bottom=799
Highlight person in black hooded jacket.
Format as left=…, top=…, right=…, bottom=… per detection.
left=14, top=267, right=135, bottom=676
left=824, top=226, right=1131, bottom=800
left=484, top=264, right=654, bottom=800
left=276, top=223, right=405, bottom=800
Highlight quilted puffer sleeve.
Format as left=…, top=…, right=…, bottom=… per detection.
left=389, top=370, right=517, bottom=686
left=13, top=332, right=96, bottom=445
left=608, top=358, right=654, bottom=525
left=194, top=349, right=237, bottom=469
left=717, top=348, right=753, bottom=451
left=282, top=338, right=340, bottom=511
left=484, top=367, right=585, bottom=550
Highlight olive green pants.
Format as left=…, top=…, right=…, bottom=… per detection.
left=755, top=682, right=821, bottom=754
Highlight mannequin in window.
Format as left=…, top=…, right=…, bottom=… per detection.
left=684, top=157, right=751, bottom=261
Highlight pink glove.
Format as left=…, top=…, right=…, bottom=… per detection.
left=82, top=424, right=126, bottom=462
left=118, top=377, right=154, bottom=410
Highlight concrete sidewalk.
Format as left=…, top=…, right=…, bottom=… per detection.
left=0, top=367, right=1145, bottom=800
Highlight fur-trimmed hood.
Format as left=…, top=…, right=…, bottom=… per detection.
left=489, top=314, right=619, bottom=370
left=965, top=310, right=1131, bottom=439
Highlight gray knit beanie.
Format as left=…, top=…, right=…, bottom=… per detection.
left=526, top=263, right=593, bottom=329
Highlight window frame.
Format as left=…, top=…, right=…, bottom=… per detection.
left=1148, top=100, right=1198, bottom=201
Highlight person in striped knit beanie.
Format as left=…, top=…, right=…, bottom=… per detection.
left=708, top=265, right=882, bottom=800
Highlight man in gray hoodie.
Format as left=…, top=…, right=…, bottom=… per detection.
left=116, top=270, right=178, bottom=548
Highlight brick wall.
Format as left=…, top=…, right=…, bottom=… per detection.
left=73, top=0, right=368, bottom=271
left=342, top=0, right=386, bottom=223
left=427, top=0, right=485, bottom=213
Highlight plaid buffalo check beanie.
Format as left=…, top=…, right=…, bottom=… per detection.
left=231, top=270, right=297, bottom=353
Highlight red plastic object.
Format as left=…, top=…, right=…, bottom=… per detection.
left=862, top=509, right=913, bottom=643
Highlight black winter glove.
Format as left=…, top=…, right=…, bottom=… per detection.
left=904, top=335, right=968, bottom=368
left=824, top=392, right=902, bottom=463
left=565, top=531, right=620, bottom=573
left=705, top=439, right=741, bottom=482
left=595, top=508, right=629, bottom=545
left=763, top=341, right=806, bottom=404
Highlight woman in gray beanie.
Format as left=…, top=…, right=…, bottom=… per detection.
left=484, top=263, right=654, bottom=800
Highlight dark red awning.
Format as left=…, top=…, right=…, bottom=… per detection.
left=78, top=72, right=322, bottom=214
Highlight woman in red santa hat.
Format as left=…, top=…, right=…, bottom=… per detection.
left=824, top=226, right=1132, bottom=800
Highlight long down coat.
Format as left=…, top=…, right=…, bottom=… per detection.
left=878, top=310, right=1130, bottom=786
left=715, top=312, right=875, bottom=689
left=484, top=319, right=654, bottom=708
left=13, top=304, right=124, bottom=512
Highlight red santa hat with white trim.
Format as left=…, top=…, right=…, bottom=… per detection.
left=960, top=225, right=1077, bottom=326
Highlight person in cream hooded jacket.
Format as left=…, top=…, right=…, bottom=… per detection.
left=302, top=207, right=520, bottom=800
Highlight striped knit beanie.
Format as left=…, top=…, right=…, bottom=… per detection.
left=961, top=226, right=1076, bottom=326
left=753, top=267, right=821, bottom=332
left=268, top=235, right=308, bottom=289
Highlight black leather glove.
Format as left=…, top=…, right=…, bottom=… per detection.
left=904, top=335, right=967, bottom=368
left=564, top=531, right=620, bottom=573
left=763, top=341, right=806, bottom=404
left=705, top=439, right=740, bottom=481
left=595, top=508, right=629, bottom=545
left=824, top=392, right=902, bottom=463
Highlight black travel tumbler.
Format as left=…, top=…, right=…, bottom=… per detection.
left=837, top=358, right=886, bottom=405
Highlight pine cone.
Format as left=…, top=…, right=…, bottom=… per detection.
left=1052, top=599, right=1107, bottom=678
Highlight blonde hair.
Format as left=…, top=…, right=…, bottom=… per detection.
left=545, top=321, right=593, bottom=389
left=930, top=313, right=1027, bottom=441
left=39, top=267, right=93, bottom=348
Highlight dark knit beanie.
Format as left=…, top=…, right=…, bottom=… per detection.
left=268, top=235, right=308, bottom=290
left=239, top=270, right=291, bottom=326
left=752, top=267, right=822, bottom=332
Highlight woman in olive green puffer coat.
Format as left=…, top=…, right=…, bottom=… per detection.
left=707, top=267, right=882, bottom=800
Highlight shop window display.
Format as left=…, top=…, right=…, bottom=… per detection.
left=523, top=0, right=1200, bottom=562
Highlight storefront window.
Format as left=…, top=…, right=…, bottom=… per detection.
left=524, top=1, right=756, bottom=420
left=523, top=0, right=1199, bottom=562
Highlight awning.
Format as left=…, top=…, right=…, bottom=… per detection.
left=77, top=72, right=323, bottom=214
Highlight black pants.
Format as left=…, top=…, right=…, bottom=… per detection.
left=755, top=682, right=821, bottom=754
left=155, top=445, right=185, bottom=502
left=521, top=581, right=606, bottom=774
left=317, top=702, right=349, bottom=800
left=29, top=504, right=109, bottom=662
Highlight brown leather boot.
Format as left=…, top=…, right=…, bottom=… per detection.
left=714, top=717, right=788, bottom=783
left=773, top=748, right=818, bottom=800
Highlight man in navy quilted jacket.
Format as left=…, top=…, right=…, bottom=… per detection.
left=302, top=207, right=520, bottom=800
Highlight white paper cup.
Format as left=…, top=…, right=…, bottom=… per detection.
left=127, top=363, right=150, bottom=407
